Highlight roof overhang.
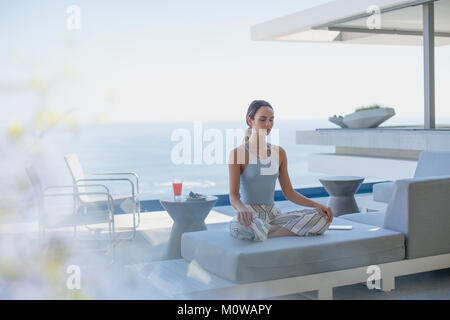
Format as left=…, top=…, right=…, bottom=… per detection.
left=251, top=0, right=450, bottom=46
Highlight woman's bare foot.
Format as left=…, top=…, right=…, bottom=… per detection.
left=268, top=225, right=296, bottom=238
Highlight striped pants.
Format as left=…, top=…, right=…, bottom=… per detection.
left=229, top=204, right=330, bottom=241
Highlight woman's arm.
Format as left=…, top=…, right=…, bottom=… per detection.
left=228, top=148, right=254, bottom=226
left=277, top=146, right=333, bottom=222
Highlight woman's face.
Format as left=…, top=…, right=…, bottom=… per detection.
left=248, top=106, right=274, bottom=135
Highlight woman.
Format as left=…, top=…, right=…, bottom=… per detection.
left=228, top=100, right=333, bottom=241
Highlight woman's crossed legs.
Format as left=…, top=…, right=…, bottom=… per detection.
left=230, top=206, right=331, bottom=241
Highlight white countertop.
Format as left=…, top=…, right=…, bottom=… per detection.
left=296, top=128, right=450, bottom=151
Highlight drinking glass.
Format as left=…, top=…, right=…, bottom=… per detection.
left=172, top=179, right=183, bottom=201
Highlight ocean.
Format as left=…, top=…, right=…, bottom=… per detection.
left=56, top=113, right=449, bottom=201
left=56, top=119, right=335, bottom=200
left=32, top=115, right=442, bottom=200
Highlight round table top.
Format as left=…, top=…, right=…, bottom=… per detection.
left=159, top=195, right=218, bottom=204
left=159, top=195, right=218, bottom=222
left=319, top=176, right=364, bottom=182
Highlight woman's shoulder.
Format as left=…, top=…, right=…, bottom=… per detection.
left=229, top=144, right=246, bottom=154
left=269, top=144, right=286, bottom=154
left=269, top=144, right=287, bottom=163
left=228, top=145, right=247, bottom=164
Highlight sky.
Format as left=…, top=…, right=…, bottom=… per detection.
left=1, top=0, right=449, bottom=124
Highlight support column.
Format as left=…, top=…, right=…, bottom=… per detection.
left=423, top=2, right=435, bottom=129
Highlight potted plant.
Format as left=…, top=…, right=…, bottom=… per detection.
left=329, top=104, right=395, bottom=128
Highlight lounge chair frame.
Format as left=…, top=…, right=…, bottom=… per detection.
left=64, top=154, right=141, bottom=240
left=27, top=167, right=117, bottom=265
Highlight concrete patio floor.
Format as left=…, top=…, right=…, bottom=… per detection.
left=2, top=193, right=449, bottom=299
left=108, top=193, right=450, bottom=300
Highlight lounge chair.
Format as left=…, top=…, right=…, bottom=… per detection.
left=373, top=150, right=450, bottom=203
left=128, top=174, right=450, bottom=299
left=64, top=153, right=141, bottom=240
left=26, top=166, right=116, bottom=264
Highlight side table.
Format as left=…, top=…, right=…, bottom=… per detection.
left=159, top=196, right=218, bottom=259
left=319, top=176, right=364, bottom=216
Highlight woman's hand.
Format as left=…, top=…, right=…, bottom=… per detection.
left=237, top=208, right=254, bottom=227
left=314, top=204, right=334, bottom=223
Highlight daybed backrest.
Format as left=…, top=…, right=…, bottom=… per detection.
left=383, top=175, right=450, bottom=259
left=414, top=151, right=450, bottom=178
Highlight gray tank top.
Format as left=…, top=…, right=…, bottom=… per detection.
left=240, top=142, right=279, bottom=205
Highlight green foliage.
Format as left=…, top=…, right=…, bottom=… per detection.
left=355, top=104, right=382, bottom=112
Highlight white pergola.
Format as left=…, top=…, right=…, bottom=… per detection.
left=251, top=0, right=450, bottom=129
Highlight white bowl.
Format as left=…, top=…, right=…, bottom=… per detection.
left=343, top=107, right=395, bottom=128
